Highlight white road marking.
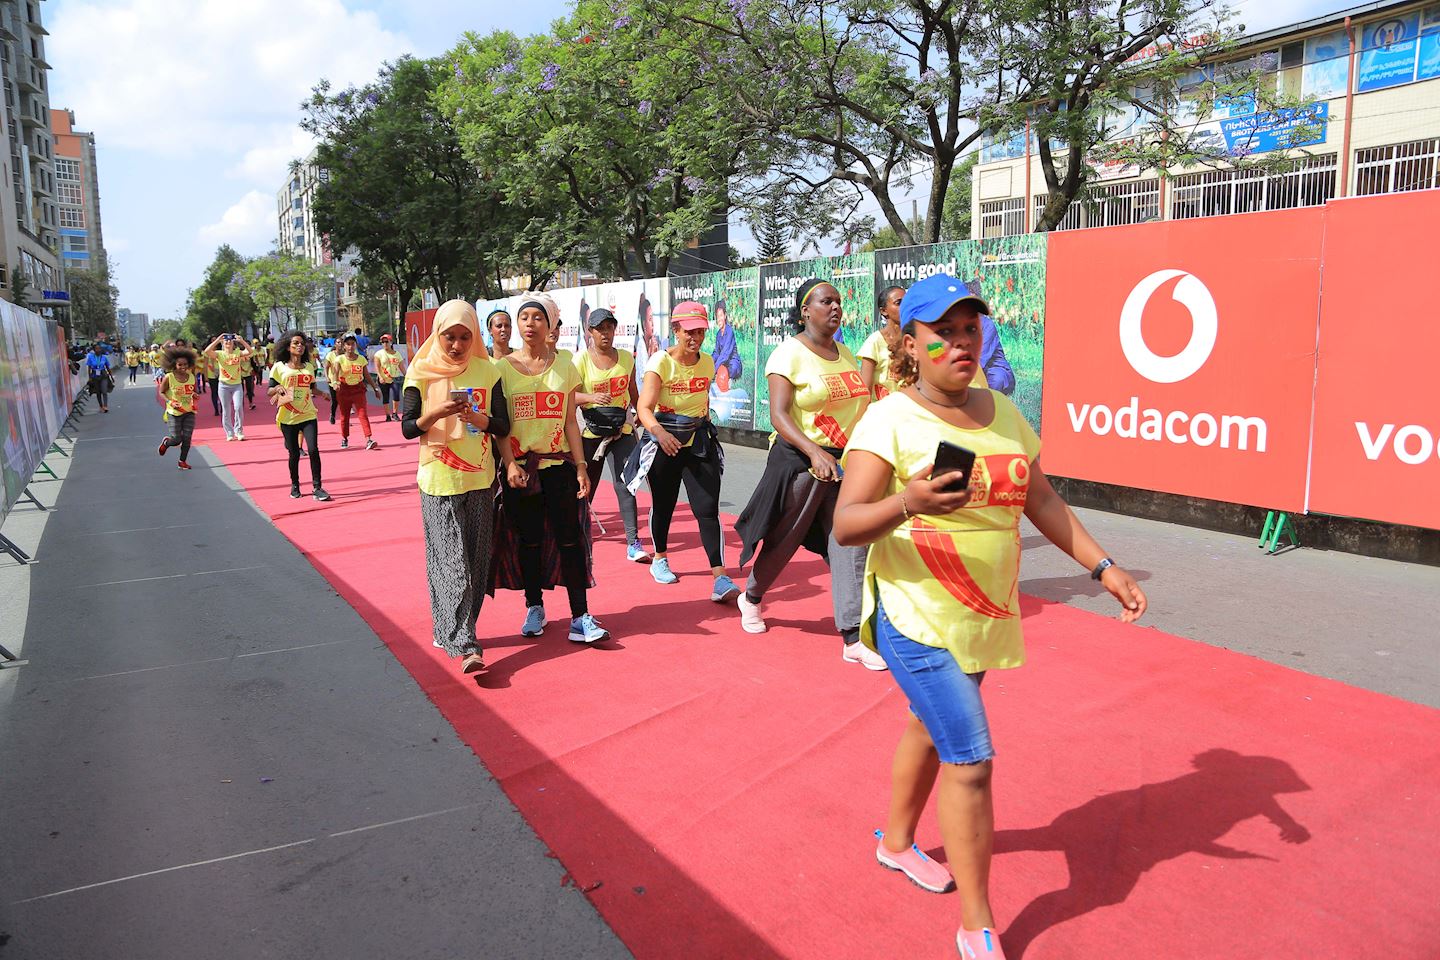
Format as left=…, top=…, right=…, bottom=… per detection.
left=328, top=804, right=477, bottom=839
left=13, top=839, right=316, bottom=904
left=54, top=640, right=359, bottom=683
left=79, top=565, right=265, bottom=588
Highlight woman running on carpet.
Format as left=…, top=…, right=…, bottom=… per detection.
left=332, top=334, right=381, bottom=450
left=156, top=345, right=198, bottom=469
left=267, top=331, right=331, bottom=501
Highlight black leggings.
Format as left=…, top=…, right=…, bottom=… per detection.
left=504, top=465, right=587, bottom=615
left=168, top=412, right=195, bottom=461
left=279, top=419, right=322, bottom=487
left=648, top=445, right=724, bottom=567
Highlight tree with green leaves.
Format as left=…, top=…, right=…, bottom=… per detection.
left=651, top=0, right=1269, bottom=242
left=439, top=2, right=777, bottom=281
left=149, top=318, right=182, bottom=344
left=230, top=253, right=335, bottom=332
left=304, top=56, right=510, bottom=312
left=183, top=245, right=259, bottom=341
left=66, top=257, right=120, bottom=340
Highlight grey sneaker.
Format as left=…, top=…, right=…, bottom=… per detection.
left=521, top=605, right=546, bottom=637
left=568, top=614, right=609, bottom=644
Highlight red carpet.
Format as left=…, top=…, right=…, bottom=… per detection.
left=195, top=401, right=1440, bottom=960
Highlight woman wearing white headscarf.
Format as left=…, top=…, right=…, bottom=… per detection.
left=400, top=300, right=508, bottom=674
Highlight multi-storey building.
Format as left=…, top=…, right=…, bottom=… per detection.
left=275, top=150, right=337, bottom=333
left=972, top=0, right=1440, bottom=237
left=50, top=108, right=104, bottom=273
left=116, top=307, right=148, bottom=345
left=0, top=0, right=61, bottom=307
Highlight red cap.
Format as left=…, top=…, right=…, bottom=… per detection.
left=671, top=300, right=709, bottom=332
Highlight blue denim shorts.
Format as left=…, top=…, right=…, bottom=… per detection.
left=874, top=600, right=994, bottom=765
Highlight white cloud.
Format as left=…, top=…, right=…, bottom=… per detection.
left=197, top=190, right=275, bottom=250
left=229, top=128, right=320, bottom=183
left=47, top=0, right=410, bottom=157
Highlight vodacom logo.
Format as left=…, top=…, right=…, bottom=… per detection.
left=1119, top=269, right=1218, bottom=384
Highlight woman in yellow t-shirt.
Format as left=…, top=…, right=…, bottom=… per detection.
left=496, top=292, right=608, bottom=645
left=332, top=334, right=381, bottom=450
left=574, top=307, right=644, bottom=562
left=204, top=333, right=254, bottom=441
left=733, top=279, right=881, bottom=668
left=125, top=347, right=140, bottom=384
left=833, top=273, right=1147, bottom=960
left=266, top=330, right=331, bottom=501
left=630, top=301, right=739, bottom=601
left=372, top=333, right=407, bottom=422
left=400, top=300, right=508, bottom=674
left=156, top=345, right=200, bottom=470
left=486, top=309, right=513, bottom=360
left=858, top=284, right=905, bottom=400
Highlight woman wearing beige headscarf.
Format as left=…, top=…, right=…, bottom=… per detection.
left=400, top=299, right=508, bottom=674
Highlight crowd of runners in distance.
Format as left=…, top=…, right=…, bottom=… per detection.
left=116, top=276, right=1149, bottom=960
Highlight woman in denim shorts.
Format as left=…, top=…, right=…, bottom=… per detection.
left=836, top=272, right=1147, bottom=960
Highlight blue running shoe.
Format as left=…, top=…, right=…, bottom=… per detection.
left=651, top=557, right=678, bottom=584
left=626, top=540, right=650, bottom=563
left=569, top=613, right=610, bottom=644
left=711, top=574, right=740, bottom=603
left=520, top=605, right=546, bottom=637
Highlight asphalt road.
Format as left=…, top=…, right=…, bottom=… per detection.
left=0, top=384, right=630, bottom=960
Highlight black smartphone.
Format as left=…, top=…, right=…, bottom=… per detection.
left=932, top=440, right=976, bottom=490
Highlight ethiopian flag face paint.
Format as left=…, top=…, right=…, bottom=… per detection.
left=926, top=341, right=947, bottom=363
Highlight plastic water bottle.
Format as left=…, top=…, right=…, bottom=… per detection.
left=463, top=389, right=482, bottom=436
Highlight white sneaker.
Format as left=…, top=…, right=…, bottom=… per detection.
left=843, top=642, right=889, bottom=671
left=225, top=435, right=235, bottom=442
left=737, top=593, right=767, bottom=633
left=235, top=433, right=245, bottom=441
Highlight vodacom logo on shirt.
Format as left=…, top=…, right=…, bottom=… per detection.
left=1064, top=269, right=1268, bottom=454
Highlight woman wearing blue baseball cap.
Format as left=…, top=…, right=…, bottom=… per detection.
left=834, top=272, right=1147, bottom=959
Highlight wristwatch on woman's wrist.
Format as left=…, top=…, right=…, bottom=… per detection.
left=1090, top=557, right=1115, bottom=581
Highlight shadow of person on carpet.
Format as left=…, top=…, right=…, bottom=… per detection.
left=1019, top=568, right=1153, bottom=604
left=992, top=749, right=1311, bottom=958
left=476, top=633, right=627, bottom=689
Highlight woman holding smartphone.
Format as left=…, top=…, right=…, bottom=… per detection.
left=401, top=300, right=507, bottom=674
left=734, top=279, right=882, bottom=669
left=495, top=292, right=608, bottom=645
left=833, top=273, right=1147, bottom=960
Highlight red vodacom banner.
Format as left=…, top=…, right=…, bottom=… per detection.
left=405, top=308, right=437, bottom=349
left=1308, top=192, right=1440, bottom=530
left=1040, top=209, right=1323, bottom=510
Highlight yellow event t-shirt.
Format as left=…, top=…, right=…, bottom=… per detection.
left=405, top=357, right=500, bottom=496
left=765, top=338, right=869, bottom=449
left=858, top=329, right=902, bottom=399
left=373, top=348, right=403, bottom=384
left=269, top=362, right=319, bottom=425
left=333, top=354, right=367, bottom=386
left=163, top=372, right=197, bottom=416
left=846, top=390, right=1041, bottom=673
left=125, top=350, right=139, bottom=368
left=498, top=354, right=581, bottom=465
left=215, top=348, right=251, bottom=385
left=573, top=348, right=635, bottom=438
left=194, top=353, right=211, bottom=378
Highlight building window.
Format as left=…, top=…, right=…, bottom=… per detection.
left=1355, top=139, right=1440, bottom=196
left=1033, top=178, right=1161, bottom=231
left=65, top=235, right=86, bottom=252
left=0, top=263, right=7, bottom=289
left=59, top=206, right=83, bottom=228
left=1170, top=154, right=1336, bottom=220
left=57, top=181, right=80, bottom=203
left=54, top=158, right=80, bottom=180
left=978, top=197, right=1026, bottom=238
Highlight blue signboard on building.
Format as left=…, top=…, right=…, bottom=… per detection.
left=1358, top=14, right=1420, bottom=91
left=1419, top=29, right=1440, bottom=81
left=1218, top=103, right=1329, bottom=157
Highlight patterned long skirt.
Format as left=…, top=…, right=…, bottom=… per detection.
left=421, top=488, right=496, bottom=657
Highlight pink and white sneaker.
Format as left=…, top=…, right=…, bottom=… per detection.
left=874, top=830, right=954, bottom=893
left=957, top=928, right=1006, bottom=959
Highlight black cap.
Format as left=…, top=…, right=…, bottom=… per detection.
left=586, top=307, right=618, bottom=329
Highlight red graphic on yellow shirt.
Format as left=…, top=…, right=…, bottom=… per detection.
left=536, top=390, right=565, bottom=418
left=669, top=377, right=710, bottom=395
left=909, top=518, right=1016, bottom=620
left=509, top=436, right=523, bottom=460
left=814, top=413, right=851, bottom=448
left=436, top=448, right=485, bottom=473
left=823, top=371, right=868, bottom=402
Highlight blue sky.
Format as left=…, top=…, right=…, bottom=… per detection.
left=45, top=0, right=1338, bottom=322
